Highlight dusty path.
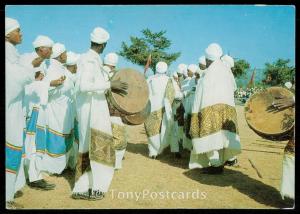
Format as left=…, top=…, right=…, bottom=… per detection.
left=14, top=106, right=294, bottom=209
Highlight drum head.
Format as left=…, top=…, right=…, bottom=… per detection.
left=123, top=100, right=151, bottom=125
left=110, top=68, right=149, bottom=115
left=244, top=87, right=294, bottom=140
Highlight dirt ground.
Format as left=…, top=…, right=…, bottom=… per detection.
left=14, top=105, right=294, bottom=209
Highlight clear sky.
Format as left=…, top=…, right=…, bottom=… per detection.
left=6, top=5, right=295, bottom=76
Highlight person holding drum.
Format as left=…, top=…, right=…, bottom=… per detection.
left=103, top=52, right=128, bottom=170
left=273, top=92, right=295, bottom=201
left=144, top=61, right=175, bottom=159
left=72, top=27, right=127, bottom=200
left=189, top=43, right=241, bottom=174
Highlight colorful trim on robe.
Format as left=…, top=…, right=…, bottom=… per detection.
left=112, top=123, right=127, bottom=151
left=45, top=127, right=74, bottom=157
left=190, top=103, right=239, bottom=139
left=6, top=142, right=23, bottom=174
left=25, top=107, right=39, bottom=135
left=144, top=108, right=165, bottom=138
left=36, top=125, right=46, bottom=154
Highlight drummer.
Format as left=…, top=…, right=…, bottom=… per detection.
left=273, top=93, right=295, bottom=201
left=103, top=52, right=128, bottom=170
left=72, top=27, right=128, bottom=200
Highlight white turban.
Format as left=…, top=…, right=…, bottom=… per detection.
left=198, top=56, right=206, bottom=65
left=177, top=63, right=187, bottom=74
left=187, top=64, right=198, bottom=74
left=90, top=27, right=110, bottom=44
left=51, top=43, right=66, bottom=59
left=205, top=43, right=223, bottom=61
left=284, top=81, right=293, bottom=89
left=221, top=55, right=234, bottom=68
left=104, top=52, right=118, bottom=67
left=66, top=51, right=80, bottom=65
left=5, top=17, right=20, bottom=36
left=156, top=61, right=168, bottom=74
left=173, top=72, right=178, bottom=78
left=33, top=35, right=54, bottom=48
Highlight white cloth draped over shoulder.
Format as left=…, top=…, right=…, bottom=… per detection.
left=189, top=59, right=241, bottom=169
left=73, top=49, right=114, bottom=193
left=6, top=41, right=35, bottom=202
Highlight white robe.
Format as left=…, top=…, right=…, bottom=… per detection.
left=189, top=59, right=241, bottom=169
left=146, top=73, right=173, bottom=157
left=42, top=59, right=75, bottom=174
left=5, top=41, right=35, bottom=201
left=73, top=49, right=114, bottom=193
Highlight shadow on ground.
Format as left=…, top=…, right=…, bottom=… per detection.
left=183, top=168, right=294, bottom=208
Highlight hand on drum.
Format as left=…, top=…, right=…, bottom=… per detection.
left=272, top=96, right=295, bottom=110
left=111, top=77, right=128, bottom=97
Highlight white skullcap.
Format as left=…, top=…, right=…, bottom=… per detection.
left=90, top=27, right=110, bottom=44
left=104, top=52, right=118, bottom=67
left=156, top=61, right=168, bottom=74
left=66, top=51, right=80, bottom=65
left=51, top=43, right=66, bottom=59
left=33, top=35, right=54, bottom=48
left=284, top=81, right=293, bottom=89
left=187, top=64, right=198, bottom=74
left=205, top=43, right=223, bottom=61
left=198, top=56, right=206, bottom=65
left=173, top=72, right=178, bottom=78
left=221, top=55, right=234, bottom=68
left=5, top=17, right=20, bottom=36
left=177, top=63, right=187, bottom=74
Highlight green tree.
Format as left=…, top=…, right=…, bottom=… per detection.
left=232, top=59, right=250, bottom=78
left=262, top=58, right=295, bottom=86
left=118, top=28, right=181, bottom=74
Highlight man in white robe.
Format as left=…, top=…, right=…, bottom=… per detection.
left=189, top=43, right=241, bottom=174
left=182, top=64, right=198, bottom=151
left=42, top=43, right=76, bottom=175
left=18, top=35, right=56, bottom=190
left=144, top=62, right=175, bottom=159
left=5, top=17, right=35, bottom=209
left=103, top=52, right=128, bottom=170
left=72, top=27, right=127, bottom=200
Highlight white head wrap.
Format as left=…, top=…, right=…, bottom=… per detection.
left=5, top=17, right=20, bottom=36
left=221, top=55, right=234, bottom=68
left=205, top=43, right=223, bottom=61
left=187, top=64, right=198, bottom=74
left=90, top=27, right=110, bottom=44
left=104, top=52, right=118, bottom=67
left=156, top=61, right=168, bottom=74
left=284, top=81, right=293, bottom=89
left=51, top=43, right=66, bottom=59
left=198, top=56, right=206, bottom=65
left=177, top=63, right=187, bottom=75
left=66, top=51, right=80, bottom=65
left=33, top=35, right=54, bottom=48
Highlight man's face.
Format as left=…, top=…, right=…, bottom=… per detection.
left=6, top=28, right=22, bottom=45
left=60, top=51, right=67, bottom=64
left=199, top=63, right=206, bottom=70
left=100, top=43, right=107, bottom=53
left=205, top=59, right=213, bottom=68
left=66, top=65, right=77, bottom=74
left=37, top=47, right=53, bottom=59
left=187, top=69, right=193, bottom=77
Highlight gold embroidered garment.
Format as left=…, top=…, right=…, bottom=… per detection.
left=144, top=108, right=165, bottom=137
left=190, top=103, right=239, bottom=139
left=112, top=123, right=127, bottom=150
left=165, top=78, right=175, bottom=105
left=284, top=135, right=295, bottom=156
left=90, top=128, right=115, bottom=167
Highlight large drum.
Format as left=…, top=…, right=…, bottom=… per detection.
left=244, top=87, right=295, bottom=141
left=122, top=101, right=151, bottom=125
left=108, top=68, right=149, bottom=115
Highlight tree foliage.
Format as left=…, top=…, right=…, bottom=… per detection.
left=232, top=59, right=250, bottom=78
left=118, top=28, right=181, bottom=73
left=262, top=58, right=295, bottom=86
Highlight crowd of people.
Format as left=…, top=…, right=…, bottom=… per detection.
left=5, top=16, right=294, bottom=209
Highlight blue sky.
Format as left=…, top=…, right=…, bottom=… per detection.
left=6, top=5, right=295, bottom=76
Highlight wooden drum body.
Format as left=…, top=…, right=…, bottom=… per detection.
left=244, top=87, right=294, bottom=141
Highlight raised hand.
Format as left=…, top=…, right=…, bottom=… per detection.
left=32, top=56, right=44, bottom=68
